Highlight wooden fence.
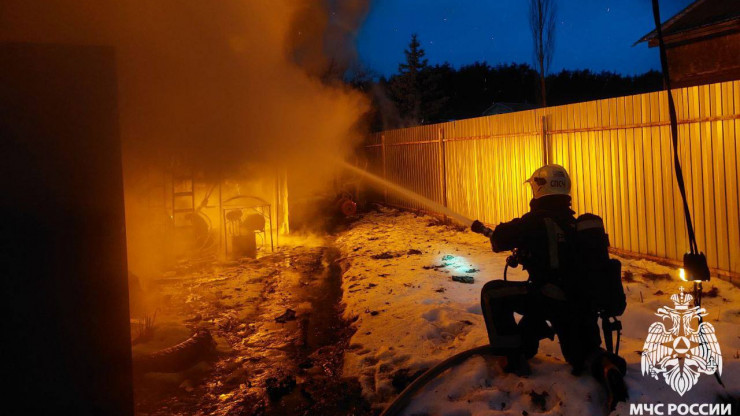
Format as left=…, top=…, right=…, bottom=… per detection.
left=364, top=80, right=740, bottom=280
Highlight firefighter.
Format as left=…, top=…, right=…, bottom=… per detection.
left=471, top=164, right=627, bottom=408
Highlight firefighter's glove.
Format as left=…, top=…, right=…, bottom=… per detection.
left=471, top=220, right=494, bottom=238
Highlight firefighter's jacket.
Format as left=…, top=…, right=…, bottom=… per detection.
left=489, top=194, right=576, bottom=290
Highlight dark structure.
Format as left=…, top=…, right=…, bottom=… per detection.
left=636, top=0, right=740, bottom=87
left=0, top=43, right=133, bottom=415
left=482, top=102, right=537, bottom=116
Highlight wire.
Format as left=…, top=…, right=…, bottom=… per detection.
left=650, top=5, right=720, bottom=386
left=650, top=0, right=699, bottom=255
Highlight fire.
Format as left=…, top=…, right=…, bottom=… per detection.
left=0, top=0, right=371, bottom=279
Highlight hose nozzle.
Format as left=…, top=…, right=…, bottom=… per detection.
left=471, top=220, right=494, bottom=238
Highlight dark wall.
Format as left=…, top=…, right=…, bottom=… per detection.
left=0, top=43, right=133, bottom=415
left=666, top=32, right=740, bottom=87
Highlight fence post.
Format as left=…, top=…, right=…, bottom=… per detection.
left=541, top=115, right=549, bottom=165
left=438, top=127, right=448, bottom=208
left=381, top=133, right=387, bottom=203
left=437, top=127, right=449, bottom=223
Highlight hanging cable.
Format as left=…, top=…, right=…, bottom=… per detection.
left=651, top=0, right=720, bottom=388
left=650, top=0, right=698, bottom=255
left=650, top=0, right=710, bottom=283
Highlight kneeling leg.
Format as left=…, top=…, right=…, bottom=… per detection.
left=480, top=280, right=529, bottom=355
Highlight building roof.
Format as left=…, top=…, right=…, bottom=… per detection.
left=482, top=102, right=536, bottom=116
left=635, top=0, right=740, bottom=46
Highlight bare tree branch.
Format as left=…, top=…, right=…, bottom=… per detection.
left=529, top=0, right=557, bottom=107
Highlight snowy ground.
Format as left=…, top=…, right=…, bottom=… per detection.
left=334, top=207, right=740, bottom=415
left=132, top=239, right=372, bottom=416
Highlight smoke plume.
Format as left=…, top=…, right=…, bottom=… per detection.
left=1, top=1, right=371, bottom=276
left=1, top=0, right=370, bottom=168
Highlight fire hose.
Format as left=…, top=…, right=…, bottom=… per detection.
left=379, top=345, right=495, bottom=416
left=133, top=329, right=215, bottom=374
left=378, top=223, right=501, bottom=416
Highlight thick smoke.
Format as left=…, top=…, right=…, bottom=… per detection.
left=1, top=1, right=371, bottom=276
left=291, top=0, right=372, bottom=79
left=2, top=1, right=369, bottom=169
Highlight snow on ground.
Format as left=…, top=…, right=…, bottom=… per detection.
left=335, top=208, right=740, bottom=415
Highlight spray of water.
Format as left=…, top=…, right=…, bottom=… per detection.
left=337, top=160, right=474, bottom=227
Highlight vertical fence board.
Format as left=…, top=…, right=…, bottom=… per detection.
left=698, top=85, right=717, bottom=268
left=711, top=84, right=729, bottom=271
left=688, top=87, right=708, bottom=260
left=723, top=82, right=740, bottom=274
left=733, top=81, right=740, bottom=274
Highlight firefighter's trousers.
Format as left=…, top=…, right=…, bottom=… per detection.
left=480, top=279, right=601, bottom=369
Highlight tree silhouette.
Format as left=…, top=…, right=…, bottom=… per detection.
left=399, top=34, right=428, bottom=75
left=529, top=0, right=557, bottom=107
left=388, top=34, right=449, bottom=125
left=390, top=34, right=428, bottom=124
left=359, top=33, right=663, bottom=130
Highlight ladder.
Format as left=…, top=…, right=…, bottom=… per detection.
left=171, top=167, right=195, bottom=255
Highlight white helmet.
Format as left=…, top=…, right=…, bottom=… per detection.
left=525, top=164, right=571, bottom=199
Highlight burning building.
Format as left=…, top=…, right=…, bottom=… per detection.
left=1, top=1, right=370, bottom=414
left=6, top=2, right=735, bottom=415
left=0, top=0, right=370, bottom=270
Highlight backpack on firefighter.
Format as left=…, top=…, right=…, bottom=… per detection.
left=541, top=212, right=626, bottom=354
left=573, top=213, right=626, bottom=354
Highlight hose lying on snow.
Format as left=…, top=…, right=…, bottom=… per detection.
left=380, top=345, right=495, bottom=416
left=133, top=329, right=216, bottom=374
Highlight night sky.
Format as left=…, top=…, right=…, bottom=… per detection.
left=356, top=0, right=694, bottom=77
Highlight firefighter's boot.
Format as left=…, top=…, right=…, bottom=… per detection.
left=504, top=352, right=531, bottom=376
left=595, top=354, right=628, bottom=411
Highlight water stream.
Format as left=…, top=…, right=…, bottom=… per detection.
left=337, top=160, right=475, bottom=227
